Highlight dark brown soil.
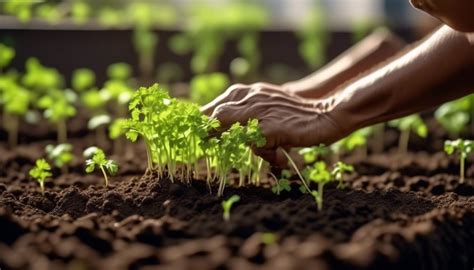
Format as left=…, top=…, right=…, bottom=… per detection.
left=0, top=118, right=473, bottom=270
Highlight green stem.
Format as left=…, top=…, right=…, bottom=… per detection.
left=40, top=180, right=45, bottom=195
left=460, top=154, right=465, bottom=184
left=281, top=148, right=311, bottom=193
left=317, top=183, right=324, bottom=211
left=58, top=119, right=67, bottom=144
left=100, top=165, right=109, bottom=187
left=399, top=129, right=410, bottom=154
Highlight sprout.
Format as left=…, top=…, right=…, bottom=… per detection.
left=222, top=195, right=240, bottom=221
left=330, top=127, right=372, bottom=160
left=190, top=73, right=229, bottom=105
left=88, top=114, right=111, bottom=147
left=306, top=161, right=332, bottom=211
left=389, top=114, right=427, bottom=154
left=84, top=147, right=118, bottom=187
left=444, top=139, right=474, bottom=184
left=37, top=89, right=76, bottom=143
left=45, top=143, right=73, bottom=174
left=0, top=43, right=15, bottom=71
left=298, top=144, right=328, bottom=164
left=1, top=80, right=30, bottom=147
left=435, top=95, right=473, bottom=137
left=271, top=169, right=292, bottom=195
left=29, top=159, right=52, bottom=195
left=331, top=161, right=354, bottom=188
left=72, top=68, right=96, bottom=92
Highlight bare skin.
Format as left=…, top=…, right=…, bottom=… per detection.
left=203, top=1, right=474, bottom=165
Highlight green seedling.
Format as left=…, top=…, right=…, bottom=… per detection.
left=0, top=43, right=15, bottom=72
left=389, top=114, right=427, bottom=154
left=222, top=195, right=240, bottom=221
left=29, top=159, right=52, bottom=195
left=332, top=161, right=354, bottom=188
left=0, top=79, right=30, bottom=147
left=22, top=58, right=63, bottom=97
left=306, top=161, right=332, bottom=211
left=435, top=95, right=474, bottom=136
left=271, top=169, right=292, bottom=195
left=37, top=89, right=76, bottom=143
left=444, top=139, right=474, bottom=183
left=45, top=143, right=73, bottom=174
left=330, top=127, right=372, bottom=161
left=88, top=114, right=111, bottom=147
left=84, top=147, right=118, bottom=187
left=298, top=144, right=328, bottom=164
left=190, top=73, right=229, bottom=105
left=72, top=68, right=96, bottom=92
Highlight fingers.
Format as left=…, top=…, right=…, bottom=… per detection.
left=200, top=84, right=250, bottom=116
left=253, top=147, right=290, bottom=168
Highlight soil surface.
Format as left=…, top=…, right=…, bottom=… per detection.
left=0, top=117, right=473, bottom=270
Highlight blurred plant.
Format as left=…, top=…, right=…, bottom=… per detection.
left=72, top=68, right=96, bottom=92
left=222, top=194, right=240, bottom=221
left=0, top=43, right=15, bottom=72
left=352, top=20, right=380, bottom=43
left=36, top=4, right=62, bottom=24
left=3, top=0, right=34, bottom=23
left=330, top=127, right=373, bottom=160
left=190, top=73, right=229, bottom=105
left=71, top=1, right=91, bottom=25
left=332, top=161, right=354, bottom=188
left=109, top=118, right=127, bottom=154
left=435, top=95, right=474, bottom=137
left=296, top=8, right=328, bottom=69
left=0, top=80, right=30, bottom=147
left=88, top=114, right=111, bottom=148
left=37, top=89, right=77, bottom=143
left=389, top=114, right=427, bottom=154
left=84, top=146, right=118, bottom=187
left=29, top=159, right=52, bottom=195
left=45, top=143, right=74, bottom=174
left=298, top=144, right=328, bottom=164
left=444, top=139, right=474, bottom=184
left=22, top=58, right=64, bottom=99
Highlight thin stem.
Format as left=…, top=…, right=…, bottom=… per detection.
left=460, top=154, right=465, bottom=184
left=399, top=129, right=410, bottom=155
left=280, top=148, right=311, bottom=193
left=40, top=180, right=45, bottom=195
left=317, top=183, right=324, bottom=211
left=58, top=119, right=67, bottom=144
left=100, top=165, right=109, bottom=187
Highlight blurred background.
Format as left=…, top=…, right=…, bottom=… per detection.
left=0, top=0, right=440, bottom=103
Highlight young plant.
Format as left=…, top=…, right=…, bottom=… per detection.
left=190, top=73, right=229, bottom=105
left=389, top=114, right=427, bottom=154
left=332, top=161, right=354, bottom=188
left=222, top=195, right=240, bottom=221
left=88, top=114, right=111, bottom=148
left=271, top=169, right=292, bottom=195
left=45, top=144, right=73, bottom=174
left=298, top=144, right=328, bottom=164
left=1, top=80, right=30, bottom=147
left=37, top=89, right=76, bottom=143
left=444, top=139, right=474, bottom=183
left=330, top=127, right=372, bottom=161
left=435, top=95, right=473, bottom=137
left=0, top=43, right=15, bottom=73
left=84, top=147, right=118, bottom=187
left=72, top=68, right=96, bottom=92
left=306, top=161, right=332, bottom=211
left=29, top=159, right=52, bottom=195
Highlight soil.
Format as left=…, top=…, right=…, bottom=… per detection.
left=0, top=116, right=473, bottom=270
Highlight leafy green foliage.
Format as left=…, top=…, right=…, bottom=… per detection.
left=22, top=58, right=63, bottom=94
left=109, top=118, right=127, bottom=140
left=298, top=144, right=328, bottom=164
left=190, top=73, right=230, bottom=105
left=29, top=159, right=52, bottom=194
left=72, top=68, right=96, bottom=92
left=331, top=127, right=372, bottom=154
left=123, top=84, right=266, bottom=196
left=107, top=63, right=132, bottom=81
left=435, top=95, right=473, bottom=136
left=45, top=144, right=73, bottom=172
left=84, top=147, right=118, bottom=187
left=38, top=89, right=76, bottom=143
left=0, top=43, right=15, bottom=69
left=389, top=114, right=427, bottom=153
left=271, top=169, right=292, bottom=195
left=332, top=161, right=354, bottom=188
left=222, top=195, right=240, bottom=221
left=444, top=139, right=474, bottom=183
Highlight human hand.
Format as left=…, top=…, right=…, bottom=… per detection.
left=207, top=84, right=345, bottom=166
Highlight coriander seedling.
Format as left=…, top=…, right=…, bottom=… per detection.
left=444, top=139, right=474, bottom=183
left=84, top=147, right=118, bottom=187
left=270, top=170, right=292, bottom=195
left=298, top=144, right=328, bottom=164
left=332, top=161, right=354, bottom=189
left=306, top=161, right=332, bottom=211
left=45, top=143, right=73, bottom=174
left=389, top=114, right=427, bottom=154
left=222, top=195, right=240, bottom=221
left=29, top=159, right=52, bottom=195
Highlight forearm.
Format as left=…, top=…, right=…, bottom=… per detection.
left=327, top=26, right=474, bottom=139
left=283, top=28, right=406, bottom=99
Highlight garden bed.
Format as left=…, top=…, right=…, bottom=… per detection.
left=0, top=120, right=473, bottom=270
